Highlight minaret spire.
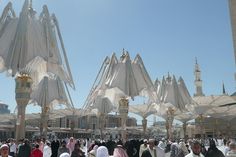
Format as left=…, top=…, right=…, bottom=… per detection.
left=222, top=82, right=226, bottom=95
left=29, top=0, right=32, bottom=8
left=194, top=58, right=204, bottom=96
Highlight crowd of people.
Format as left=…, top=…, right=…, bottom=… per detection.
left=0, top=136, right=236, bottom=157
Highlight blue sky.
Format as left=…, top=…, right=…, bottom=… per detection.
left=0, top=0, right=235, bottom=125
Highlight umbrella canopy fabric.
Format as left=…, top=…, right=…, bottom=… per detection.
left=0, top=0, right=74, bottom=88
left=0, top=2, right=18, bottom=73
left=174, top=112, right=196, bottom=123
left=132, top=54, right=157, bottom=102
left=155, top=75, right=191, bottom=118
left=205, top=95, right=236, bottom=118
left=0, top=2, right=16, bottom=28
left=178, top=77, right=193, bottom=106
left=83, top=51, right=156, bottom=114
left=105, top=52, right=139, bottom=99
left=91, top=96, right=114, bottom=114
left=105, top=52, right=156, bottom=100
left=82, top=55, right=119, bottom=113
left=2, top=0, right=47, bottom=75
left=129, top=103, right=157, bottom=118
left=30, top=76, right=70, bottom=109
left=189, top=95, right=236, bottom=118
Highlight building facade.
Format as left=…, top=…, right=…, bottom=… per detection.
left=0, top=102, right=10, bottom=114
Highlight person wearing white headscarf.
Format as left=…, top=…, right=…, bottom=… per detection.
left=59, top=152, right=70, bottom=157
left=139, top=139, right=148, bottom=157
left=147, top=139, right=156, bottom=157
left=0, top=144, right=12, bottom=157
left=113, top=146, right=128, bottom=157
left=43, top=141, right=52, bottom=157
left=177, top=141, right=189, bottom=157
left=96, top=146, right=109, bottom=157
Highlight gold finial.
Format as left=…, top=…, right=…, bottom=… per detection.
left=195, top=57, right=198, bottom=65
left=120, top=48, right=126, bottom=61
left=166, top=72, right=171, bottom=82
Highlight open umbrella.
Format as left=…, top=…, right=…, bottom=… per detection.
left=129, top=103, right=157, bottom=134
left=189, top=95, right=236, bottom=116
left=30, top=76, right=71, bottom=137
left=0, top=0, right=75, bottom=141
left=155, top=75, right=189, bottom=117
left=0, top=0, right=74, bottom=88
left=155, top=74, right=192, bottom=139
left=30, top=77, right=70, bottom=108
left=105, top=52, right=139, bottom=99
left=83, top=51, right=156, bottom=140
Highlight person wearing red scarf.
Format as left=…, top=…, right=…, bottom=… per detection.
left=30, top=144, right=43, bottom=157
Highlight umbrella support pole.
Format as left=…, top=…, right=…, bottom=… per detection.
left=183, top=122, right=187, bottom=141
left=15, top=103, right=27, bottom=141
left=199, top=114, right=205, bottom=139
left=119, top=97, right=129, bottom=142
left=142, top=118, right=147, bottom=135
left=41, top=106, right=50, bottom=138
left=166, top=107, right=174, bottom=140
left=15, top=74, right=32, bottom=142
left=99, top=113, right=105, bottom=140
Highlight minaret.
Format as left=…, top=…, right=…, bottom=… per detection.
left=194, top=58, right=204, bottom=96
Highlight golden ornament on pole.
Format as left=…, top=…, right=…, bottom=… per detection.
left=15, top=74, right=32, bottom=142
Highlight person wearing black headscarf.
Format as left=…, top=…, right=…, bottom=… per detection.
left=141, top=149, right=152, bottom=157
left=51, top=138, right=60, bottom=157
left=205, top=139, right=225, bottom=157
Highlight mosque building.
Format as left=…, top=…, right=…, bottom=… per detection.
left=0, top=101, right=10, bottom=114
left=193, top=60, right=236, bottom=139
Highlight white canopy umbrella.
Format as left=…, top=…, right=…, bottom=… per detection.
left=104, top=51, right=156, bottom=137
left=187, top=94, right=236, bottom=138
left=129, top=102, right=157, bottom=134
left=131, top=54, right=157, bottom=102
left=155, top=75, right=190, bottom=117
left=84, top=52, right=156, bottom=111
left=90, top=96, right=115, bottom=114
left=29, top=76, right=71, bottom=137
left=174, top=111, right=196, bottom=140
left=0, top=2, right=16, bottom=30
left=83, top=51, right=156, bottom=139
left=30, top=77, right=70, bottom=109
left=85, top=87, right=124, bottom=114
left=0, top=0, right=75, bottom=140
left=189, top=95, right=236, bottom=117
left=178, top=77, right=193, bottom=107
left=0, top=0, right=74, bottom=88
left=83, top=56, right=112, bottom=110
left=105, top=52, right=156, bottom=100
left=0, top=2, right=18, bottom=73
left=154, top=74, right=192, bottom=139
left=105, top=52, right=139, bottom=99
